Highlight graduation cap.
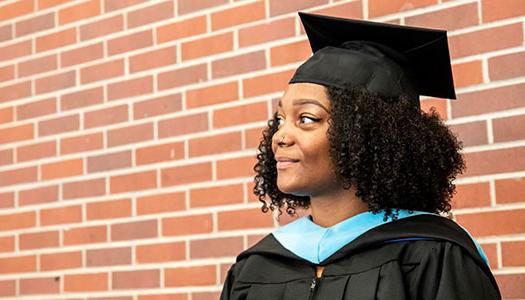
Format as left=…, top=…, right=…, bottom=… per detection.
left=289, top=12, right=457, bottom=106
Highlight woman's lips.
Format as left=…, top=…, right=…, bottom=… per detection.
left=276, top=161, right=298, bottom=169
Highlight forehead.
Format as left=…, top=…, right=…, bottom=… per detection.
left=278, top=83, right=331, bottom=110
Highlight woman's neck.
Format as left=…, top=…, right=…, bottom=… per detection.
left=309, top=185, right=368, bottom=228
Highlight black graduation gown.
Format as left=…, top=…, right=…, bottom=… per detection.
left=219, top=214, right=501, bottom=300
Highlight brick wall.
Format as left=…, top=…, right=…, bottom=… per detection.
left=0, top=0, right=523, bottom=299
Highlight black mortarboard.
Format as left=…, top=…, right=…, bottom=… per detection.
left=289, top=12, right=457, bottom=106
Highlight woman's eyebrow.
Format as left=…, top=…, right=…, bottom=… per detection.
left=278, top=98, right=329, bottom=113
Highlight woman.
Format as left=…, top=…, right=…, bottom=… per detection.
left=220, top=12, right=501, bottom=300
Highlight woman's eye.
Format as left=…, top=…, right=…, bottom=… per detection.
left=299, top=115, right=317, bottom=124
left=275, top=115, right=318, bottom=126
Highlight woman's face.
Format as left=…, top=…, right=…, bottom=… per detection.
left=272, top=82, right=337, bottom=197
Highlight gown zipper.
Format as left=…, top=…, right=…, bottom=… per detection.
left=308, top=266, right=323, bottom=300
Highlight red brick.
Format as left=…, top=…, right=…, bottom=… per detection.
left=61, top=86, right=104, bottom=111
left=84, top=105, right=128, bottom=129
left=64, top=273, right=108, bottom=292
left=189, top=132, right=242, bottom=157
left=239, top=17, right=295, bottom=48
left=107, top=122, right=154, bottom=147
left=166, top=265, right=216, bottom=287
left=489, top=51, right=525, bottom=81
left=501, top=241, right=525, bottom=267
left=369, top=0, right=436, bottom=18
left=0, top=192, right=14, bottom=209
left=448, top=120, right=487, bottom=147
left=161, top=162, right=213, bottom=187
left=17, top=97, right=56, bottom=120
left=61, top=132, right=103, bottom=155
left=36, top=28, right=76, bottom=52
left=479, top=243, right=498, bottom=269
left=181, top=32, right=233, bottom=61
left=163, top=214, right=213, bottom=236
left=19, top=54, right=57, bottom=77
left=41, top=251, right=82, bottom=271
left=213, top=101, right=267, bottom=128
left=0, top=236, right=15, bottom=252
left=218, top=207, right=273, bottom=231
left=190, top=236, right=244, bottom=259
left=42, top=158, right=83, bottom=180
left=113, top=269, right=160, bottom=289
left=0, top=149, right=13, bottom=167
left=158, top=63, right=207, bottom=90
left=157, top=15, right=207, bottom=44
left=405, top=3, right=478, bottom=30
left=482, top=0, right=525, bottom=22
left=111, top=219, right=157, bottom=241
left=40, top=205, right=82, bottom=226
left=86, top=247, right=131, bottom=267
left=61, top=42, right=103, bottom=67
left=212, top=51, right=266, bottom=79
left=217, top=155, right=258, bottom=179
left=158, top=112, right=208, bottom=138
left=451, top=182, right=491, bottom=209
left=136, top=141, right=184, bottom=165
left=80, top=14, right=124, bottom=41
left=270, top=39, right=311, bottom=66
left=0, top=107, right=13, bottom=124
left=245, top=126, right=266, bottom=149
left=15, top=12, right=54, bottom=37
left=310, top=1, right=362, bottom=18
left=63, top=177, right=106, bottom=199
left=186, top=82, right=238, bottom=109
left=38, top=0, right=71, bottom=10
left=87, top=150, right=131, bottom=173
left=449, top=23, right=523, bottom=59
left=110, top=170, right=157, bottom=193
left=0, top=211, right=35, bottom=230
left=130, top=45, right=177, bottom=73
left=451, top=60, right=484, bottom=88
left=495, top=177, right=525, bottom=204
left=243, top=69, right=294, bottom=98
left=193, top=292, right=219, bottom=300
left=452, top=83, right=525, bottom=118
left=133, top=93, right=182, bottom=120
left=108, top=30, right=153, bottom=56
left=63, top=225, right=107, bottom=245
left=211, top=1, right=265, bottom=30
left=35, top=70, right=76, bottom=94
left=493, top=114, right=525, bottom=143
left=0, top=280, right=15, bottom=297
left=128, top=1, right=173, bottom=28
left=0, top=41, right=31, bottom=63
left=0, top=81, right=31, bottom=102
left=136, top=191, right=186, bottom=215
left=17, top=140, right=56, bottom=162
left=80, top=59, right=125, bottom=84
left=104, top=0, right=147, bottom=12
left=87, top=198, right=132, bottom=220
left=20, top=277, right=59, bottom=295
left=190, top=184, right=244, bottom=208
left=495, top=274, right=525, bottom=299
left=136, top=242, right=185, bottom=263
left=0, top=255, right=36, bottom=274
left=462, top=146, right=525, bottom=177
left=59, top=0, right=100, bottom=25
left=0, top=0, right=34, bottom=22
left=19, top=230, right=59, bottom=250
left=455, top=209, right=525, bottom=237
left=108, top=75, right=153, bottom=100
left=0, top=24, right=12, bottom=42
left=0, top=166, right=37, bottom=188
left=178, top=0, right=228, bottom=15
left=0, top=65, right=14, bottom=82
left=269, top=0, right=328, bottom=17
left=19, top=184, right=58, bottom=206
left=139, top=294, right=186, bottom=300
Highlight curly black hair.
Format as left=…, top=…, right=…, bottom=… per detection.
left=252, top=85, right=466, bottom=221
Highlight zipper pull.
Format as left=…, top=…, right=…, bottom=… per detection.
left=310, top=277, right=317, bottom=289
